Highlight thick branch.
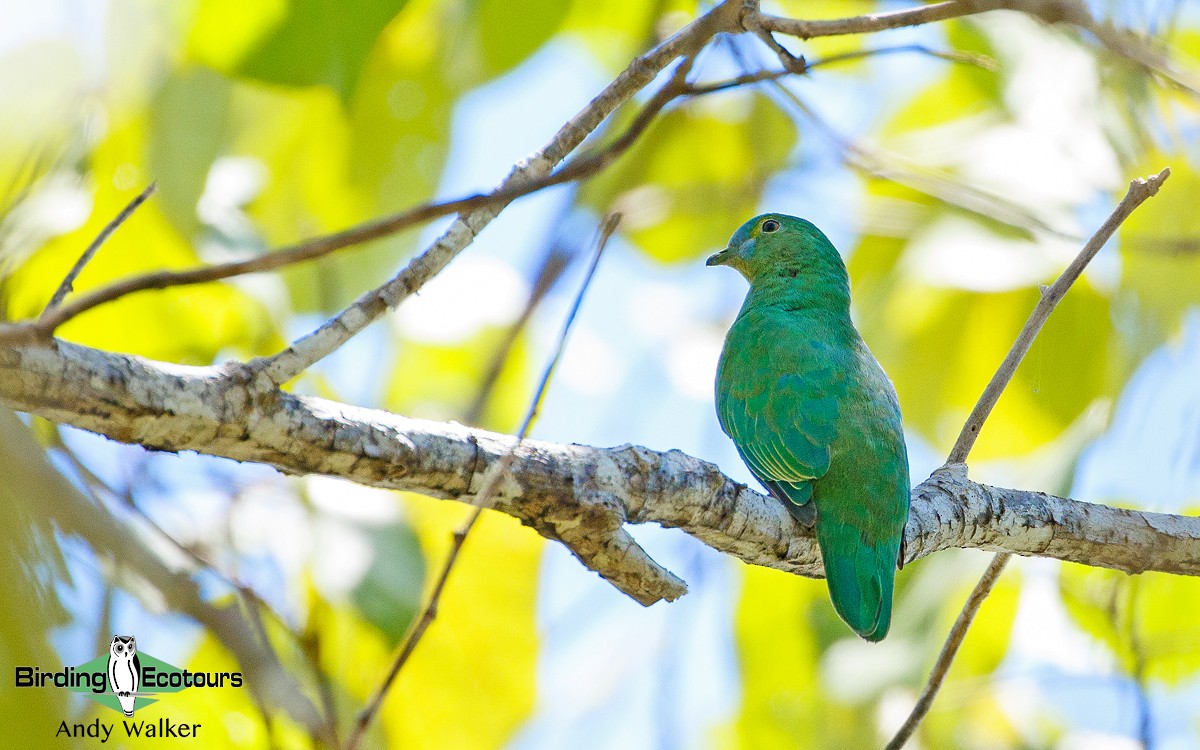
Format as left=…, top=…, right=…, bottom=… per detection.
left=3, top=342, right=1196, bottom=605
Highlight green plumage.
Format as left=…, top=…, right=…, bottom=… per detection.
left=708, top=214, right=909, bottom=641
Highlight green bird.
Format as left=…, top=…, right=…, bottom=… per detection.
left=708, top=213, right=909, bottom=642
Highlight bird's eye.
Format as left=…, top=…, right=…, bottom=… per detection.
left=761, top=219, right=780, bottom=233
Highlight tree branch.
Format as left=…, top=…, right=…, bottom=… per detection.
left=39, top=182, right=156, bottom=318
left=884, top=551, right=1011, bottom=750
left=757, top=0, right=1013, bottom=39
left=346, top=213, right=623, bottom=750
left=0, top=7, right=736, bottom=348
left=759, top=0, right=1200, bottom=95
left=888, top=167, right=1170, bottom=748
left=948, top=167, right=1171, bottom=463
left=2, top=342, right=1197, bottom=607
left=243, top=3, right=742, bottom=389
left=3, top=0, right=1173, bottom=352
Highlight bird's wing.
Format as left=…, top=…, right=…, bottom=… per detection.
left=717, top=345, right=841, bottom=504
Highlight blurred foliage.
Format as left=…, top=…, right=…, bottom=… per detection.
left=1061, top=548, right=1200, bottom=686
left=1, top=0, right=1200, bottom=748
left=1120, top=157, right=1200, bottom=345
left=0, top=411, right=72, bottom=749
left=724, top=566, right=878, bottom=749
left=375, top=497, right=539, bottom=748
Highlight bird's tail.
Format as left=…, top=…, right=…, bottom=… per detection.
left=816, top=520, right=899, bottom=642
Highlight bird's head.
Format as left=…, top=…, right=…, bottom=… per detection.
left=706, top=213, right=843, bottom=285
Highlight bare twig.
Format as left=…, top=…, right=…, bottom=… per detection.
left=39, top=182, right=155, bottom=318
left=758, top=0, right=1012, bottom=39
left=889, top=167, right=1171, bottom=749
left=344, top=214, right=620, bottom=750
left=884, top=553, right=1010, bottom=750
left=759, top=0, right=1200, bottom=96
left=683, top=44, right=994, bottom=96
left=946, top=167, right=1170, bottom=463
left=463, top=208, right=574, bottom=425
left=0, top=0, right=1179, bottom=351
left=1127, top=579, right=1154, bottom=750
left=741, top=4, right=807, bottom=74
left=1, top=49, right=704, bottom=346
left=0, top=40, right=993, bottom=345
left=17, top=119, right=637, bottom=342
left=242, top=4, right=740, bottom=388
left=760, top=77, right=1075, bottom=239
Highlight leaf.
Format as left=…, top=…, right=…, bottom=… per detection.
left=381, top=496, right=541, bottom=748
left=349, top=522, right=425, bottom=646
left=346, top=8, right=454, bottom=214
left=185, top=0, right=290, bottom=72
left=225, top=0, right=411, bottom=100
left=720, top=565, right=877, bottom=749
left=848, top=209, right=1121, bottom=458
left=882, top=19, right=1002, bottom=137
left=148, top=66, right=233, bottom=238
left=1061, top=558, right=1200, bottom=685
left=937, top=565, right=1020, bottom=681
left=0, top=412, right=71, bottom=746
left=163, top=632, right=274, bottom=750
left=473, top=0, right=571, bottom=77
left=1120, top=156, right=1200, bottom=348
left=560, top=0, right=662, bottom=73
left=385, top=327, right=531, bottom=431
left=227, top=83, right=399, bottom=312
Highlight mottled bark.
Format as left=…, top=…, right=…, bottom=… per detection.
left=3, top=340, right=1196, bottom=606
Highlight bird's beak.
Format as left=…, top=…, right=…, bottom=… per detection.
left=706, top=245, right=734, bottom=267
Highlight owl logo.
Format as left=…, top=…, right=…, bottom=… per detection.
left=107, top=635, right=141, bottom=717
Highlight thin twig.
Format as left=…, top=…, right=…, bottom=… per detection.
left=1127, top=579, right=1153, bottom=750
left=464, top=0, right=670, bottom=427
left=39, top=182, right=156, bottom=319
left=888, top=167, right=1171, bottom=750
left=884, top=553, right=1010, bottom=750
left=946, top=167, right=1170, bottom=464
left=8, top=44, right=978, bottom=343
left=9, top=59, right=697, bottom=344
left=719, top=34, right=1066, bottom=240
left=463, top=206, right=575, bottom=425
left=343, top=214, right=620, bottom=750
left=760, top=0, right=1200, bottom=95
left=759, top=1, right=1013, bottom=39
left=683, top=44, right=993, bottom=96
left=300, top=596, right=341, bottom=750
left=760, top=76, right=1075, bottom=240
